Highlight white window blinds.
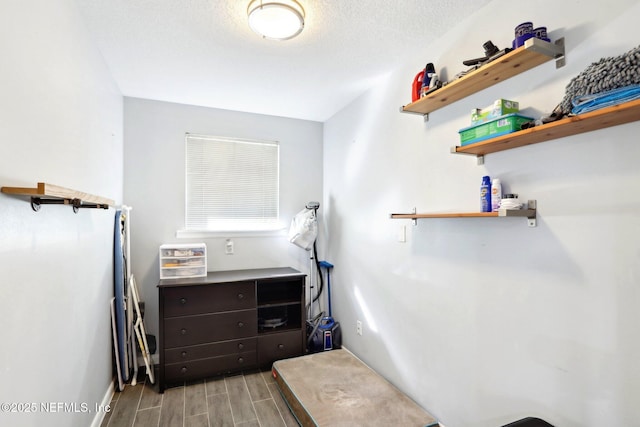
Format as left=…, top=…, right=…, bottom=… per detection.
left=185, top=134, right=280, bottom=231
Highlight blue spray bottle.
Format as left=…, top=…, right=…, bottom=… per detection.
left=481, top=176, right=491, bottom=212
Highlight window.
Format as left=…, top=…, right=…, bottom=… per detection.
left=184, top=133, right=280, bottom=232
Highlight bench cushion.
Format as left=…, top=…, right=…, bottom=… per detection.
left=272, top=349, right=438, bottom=427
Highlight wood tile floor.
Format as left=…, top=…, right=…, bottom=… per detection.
left=100, top=369, right=299, bottom=427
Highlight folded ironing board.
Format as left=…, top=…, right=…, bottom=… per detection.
left=272, top=349, right=438, bottom=427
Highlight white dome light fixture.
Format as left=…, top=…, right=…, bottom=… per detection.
left=247, top=0, right=305, bottom=41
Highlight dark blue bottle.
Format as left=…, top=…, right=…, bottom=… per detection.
left=481, top=176, right=491, bottom=212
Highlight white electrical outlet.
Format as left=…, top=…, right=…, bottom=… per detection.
left=225, top=239, right=234, bottom=255
left=356, top=320, right=363, bottom=336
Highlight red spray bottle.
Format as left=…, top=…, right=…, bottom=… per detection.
left=411, top=70, right=425, bottom=102
left=412, top=63, right=436, bottom=102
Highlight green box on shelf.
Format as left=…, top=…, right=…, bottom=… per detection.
left=471, top=99, right=520, bottom=124
left=459, top=113, right=534, bottom=146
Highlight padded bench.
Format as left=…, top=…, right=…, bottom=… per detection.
left=272, top=349, right=438, bottom=427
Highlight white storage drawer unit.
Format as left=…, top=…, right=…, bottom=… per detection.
left=159, top=243, right=207, bottom=279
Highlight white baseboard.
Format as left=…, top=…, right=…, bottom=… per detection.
left=90, top=380, right=115, bottom=427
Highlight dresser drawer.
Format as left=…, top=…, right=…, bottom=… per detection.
left=165, top=338, right=257, bottom=364
left=163, top=282, right=256, bottom=317
left=257, top=330, right=304, bottom=366
left=165, top=351, right=257, bottom=383
left=164, top=309, right=257, bottom=348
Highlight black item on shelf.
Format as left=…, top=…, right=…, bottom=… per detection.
left=259, top=317, right=288, bottom=329
left=520, top=120, right=536, bottom=130
left=463, top=40, right=512, bottom=66
left=540, top=103, right=566, bottom=124
left=502, top=417, right=554, bottom=427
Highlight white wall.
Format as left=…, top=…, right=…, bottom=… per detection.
left=123, top=97, right=323, bottom=339
left=0, top=1, right=123, bottom=427
left=324, top=1, right=640, bottom=426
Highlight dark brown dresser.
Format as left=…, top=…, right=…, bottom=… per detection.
left=157, top=267, right=306, bottom=392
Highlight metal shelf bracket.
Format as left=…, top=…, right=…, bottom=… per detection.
left=451, top=146, right=484, bottom=165
left=400, top=106, right=429, bottom=122
left=525, top=36, right=565, bottom=68
left=554, top=37, right=566, bottom=69
left=498, top=199, right=537, bottom=227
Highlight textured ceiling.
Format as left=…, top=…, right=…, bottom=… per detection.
left=76, top=0, right=492, bottom=122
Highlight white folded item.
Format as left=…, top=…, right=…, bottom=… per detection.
left=500, top=199, right=524, bottom=210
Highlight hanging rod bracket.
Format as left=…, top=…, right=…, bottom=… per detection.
left=30, top=196, right=110, bottom=213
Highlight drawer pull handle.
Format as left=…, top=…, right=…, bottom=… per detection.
left=237, top=322, right=244, bottom=328
left=180, top=298, right=187, bottom=305
left=181, top=351, right=187, bottom=358
left=237, top=293, right=244, bottom=300
left=181, top=328, right=187, bottom=335
left=238, top=343, right=244, bottom=350
left=238, top=357, right=244, bottom=364
left=180, top=366, right=188, bottom=374
left=278, top=344, right=285, bottom=350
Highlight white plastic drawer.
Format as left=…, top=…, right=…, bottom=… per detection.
left=159, top=243, right=207, bottom=279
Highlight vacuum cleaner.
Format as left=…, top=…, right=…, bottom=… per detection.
left=306, top=261, right=342, bottom=353
left=289, top=202, right=341, bottom=353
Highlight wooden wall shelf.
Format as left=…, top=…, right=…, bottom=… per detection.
left=1, top=182, right=114, bottom=212
left=390, top=212, right=499, bottom=219
left=453, top=98, right=640, bottom=157
left=391, top=201, right=537, bottom=227
left=401, top=37, right=565, bottom=118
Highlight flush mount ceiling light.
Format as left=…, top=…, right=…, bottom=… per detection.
left=247, top=0, right=305, bottom=40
